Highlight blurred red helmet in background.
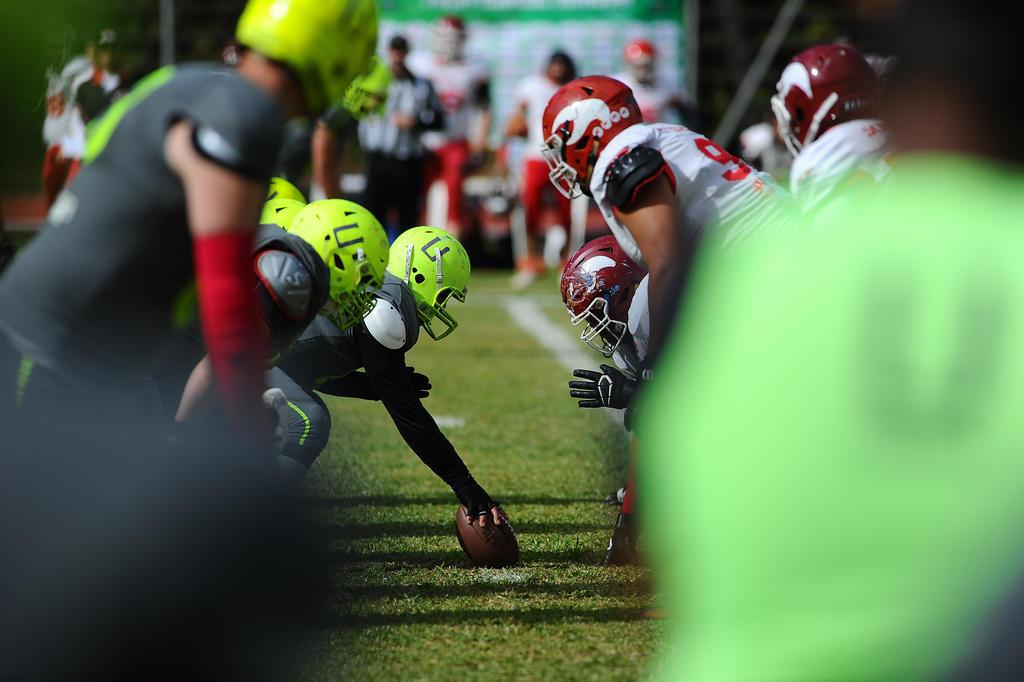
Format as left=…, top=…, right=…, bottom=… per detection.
left=771, top=44, right=879, bottom=156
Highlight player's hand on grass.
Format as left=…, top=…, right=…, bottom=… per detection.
left=406, top=366, right=431, bottom=399
left=453, top=475, right=502, bottom=527
left=569, top=364, right=637, bottom=410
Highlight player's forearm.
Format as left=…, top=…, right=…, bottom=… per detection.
left=311, top=123, right=342, bottom=200
left=472, top=110, right=493, bottom=152
left=644, top=259, right=684, bottom=362
left=316, top=372, right=378, bottom=400
left=175, top=355, right=215, bottom=422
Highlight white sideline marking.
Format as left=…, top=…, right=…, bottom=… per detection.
left=434, top=416, right=466, bottom=429
left=503, top=297, right=624, bottom=427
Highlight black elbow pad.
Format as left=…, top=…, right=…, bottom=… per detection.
left=604, top=146, right=668, bottom=210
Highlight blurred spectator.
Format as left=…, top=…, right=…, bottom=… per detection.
left=615, top=39, right=690, bottom=124
left=504, top=50, right=576, bottom=288
left=42, top=29, right=120, bottom=208
left=643, top=2, right=1024, bottom=679
left=408, top=16, right=492, bottom=238
left=351, top=35, right=444, bottom=240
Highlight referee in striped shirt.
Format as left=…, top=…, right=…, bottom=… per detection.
left=359, top=35, right=444, bottom=237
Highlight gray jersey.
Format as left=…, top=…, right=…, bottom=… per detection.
left=277, top=273, right=419, bottom=391
left=0, top=64, right=285, bottom=389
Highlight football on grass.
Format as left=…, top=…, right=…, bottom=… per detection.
left=454, top=506, right=520, bottom=568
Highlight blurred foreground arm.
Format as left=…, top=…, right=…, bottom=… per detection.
left=165, top=121, right=267, bottom=433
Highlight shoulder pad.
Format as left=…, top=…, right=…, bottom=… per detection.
left=256, top=250, right=312, bottom=321
left=604, top=145, right=668, bottom=210
left=188, top=75, right=284, bottom=178
left=364, top=298, right=407, bottom=350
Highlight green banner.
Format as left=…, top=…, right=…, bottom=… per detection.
left=380, top=0, right=682, bottom=23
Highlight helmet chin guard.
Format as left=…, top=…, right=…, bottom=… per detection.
left=542, top=133, right=583, bottom=199
left=570, top=297, right=628, bottom=357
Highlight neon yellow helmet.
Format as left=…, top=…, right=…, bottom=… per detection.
left=236, top=0, right=379, bottom=114
left=260, top=197, right=305, bottom=230
left=266, top=176, right=305, bottom=203
left=387, top=227, right=471, bottom=341
left=342, top=55, right=392, bottom=118
left=288, top=199, right=389, bottom=330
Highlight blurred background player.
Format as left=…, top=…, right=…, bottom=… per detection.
left=772, top=43, right=891, bottom=214
left=615, top=39, right=689, bottom=125
left=542, top=75, right=793, bottom=360
left=561, top=236, right=649, bottom=564
left=351, top=35, right=445, bottom=241
left=504, top=50, right=577, bottom=288
left=408, top=16, right=492, bottom=238
left=268, top=227, right=504, bottom=526
left=41, top=29, right=121, bottom=208
left=0, top=0, right=379, bottom=439
left=310, top=54, right=395, bottom=200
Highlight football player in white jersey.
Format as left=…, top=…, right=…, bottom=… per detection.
left=542, top=75, right=792, bottom=357
left=407, top=16, right=492, bottom=237
left=560, top=236, right=649, bottom=564
left=505, top=50, right=577, bottom=283
left=772, top=44, right=891, bottom=214
left=614, top=39, right=688, bottom=124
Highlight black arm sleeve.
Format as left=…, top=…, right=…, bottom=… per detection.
left=417, top=80, right=445, bottom=132
left=355, top=326, right=470, bottom=487
left=316, top=371, right=378, bottom=400
left=604, top=145, right=670, bottom=210
left=472, top=79, right=491, bottom=109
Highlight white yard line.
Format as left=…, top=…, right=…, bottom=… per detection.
left=503, top=297, right=624, bottom=428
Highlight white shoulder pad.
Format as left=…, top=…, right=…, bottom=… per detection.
left=364, top=298, right=407, bottom=350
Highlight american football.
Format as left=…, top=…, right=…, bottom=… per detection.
left=2, top=0, right=1017, bottom=679
left=454, top=505, right=520, bottom=568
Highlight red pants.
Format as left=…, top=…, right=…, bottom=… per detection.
left=424, top=140, right=470, bottom=231
left=521, top=158, right=571, bottom=235
left=43, top=146, right=75, bottom=209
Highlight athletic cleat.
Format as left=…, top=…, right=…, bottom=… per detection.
left=603, top=512, right=639, bottom=566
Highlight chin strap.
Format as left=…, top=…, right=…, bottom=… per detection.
left=403, top=242, right=415, bottom=284
left=435, top=247, right=443, bottom=284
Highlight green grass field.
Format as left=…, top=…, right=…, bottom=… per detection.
left=297, top=270, right=660, bottom=680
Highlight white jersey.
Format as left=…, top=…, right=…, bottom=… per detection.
left=790, top=119, right=891, bottom=213
left=590, top=123, right=794, bottom=267
left=612, top=274, right=650, bottom=377
left=615, top=73, right=681, bottom=123
left=407, top=51, right=489, bottom=146
left=513, top=74, right=560, bottom=160
left=43, top=57, right=120, bottom=158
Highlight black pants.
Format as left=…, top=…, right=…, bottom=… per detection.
left=362, top=152, right=425, bottom=233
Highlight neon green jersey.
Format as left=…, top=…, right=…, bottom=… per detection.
left=643, top=155, right=1024, bottom=680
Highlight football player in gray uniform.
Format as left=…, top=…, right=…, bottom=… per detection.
left=268, top=227, right=504, bottom=526
left=165, top=199, right=389, bottom=427
left=0, top=0, right=379, bottom=441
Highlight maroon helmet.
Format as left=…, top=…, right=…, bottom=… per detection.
left=771, top=44, right=878, bottom=156
left=560, top=236, right=646, bottom=356
left=542, top=76, right=643, bottom=199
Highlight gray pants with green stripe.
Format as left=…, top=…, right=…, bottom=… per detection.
left=266, top=368, right=332, bottom=472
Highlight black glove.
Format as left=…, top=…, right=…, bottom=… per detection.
left=407, top=366, right=431, bottom=399
left=452, top=475, right=497, bottom=521
left=569, top=364, right=638, bottom=409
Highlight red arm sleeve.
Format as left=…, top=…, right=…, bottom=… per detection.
left=193, top=231, right=268, bottom=435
